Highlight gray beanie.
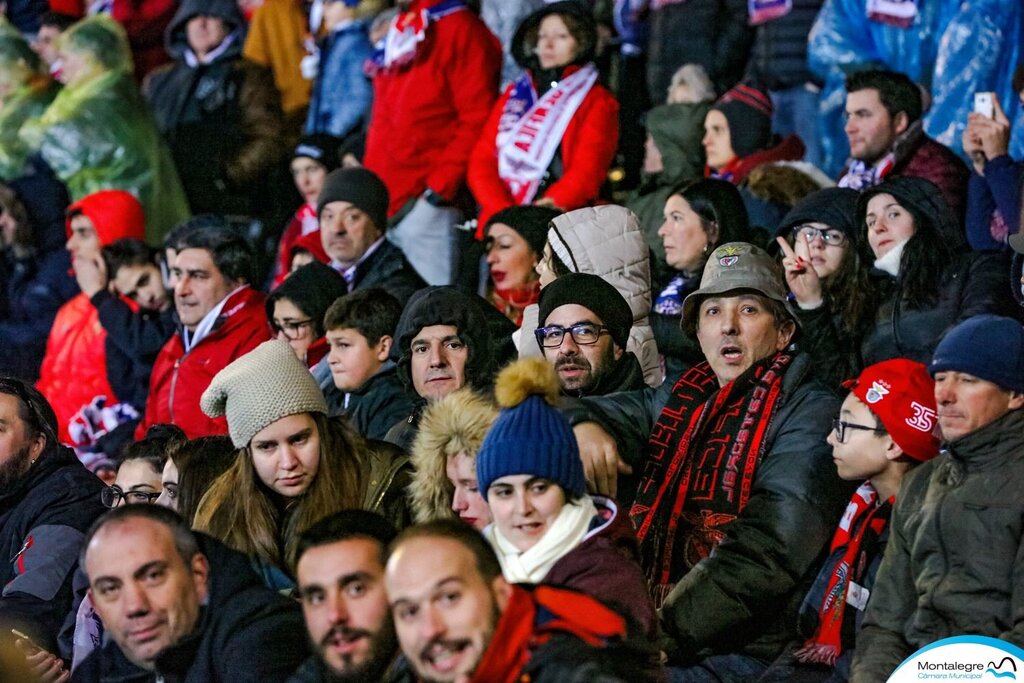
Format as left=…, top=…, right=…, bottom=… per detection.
left=201, top=340, right=328, bottom=448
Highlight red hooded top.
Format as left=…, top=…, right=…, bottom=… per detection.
left=37, top=190, right=146, bottom=444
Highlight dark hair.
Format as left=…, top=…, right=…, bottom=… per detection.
left=324, top=288, right=402, bottom=346
left=294, top=510, right=397, bottom=572
left=116, top=431, right=176, bottom=476
left=0, top=185, right=32, bottom=249
left=80, top=505, right=200, bottom=569
left=845, top=69, right=923, bottom=125
left=1013, top=61, right=1024, bottom=96
left=388, top=519, right=503, bottom=583
left=516, top=3, right=597, bottom=70
left=165, top=436, right=237, bottom=526
left=672, top=178, right=750, bottom=245
left=103, top=238, right=159, bottom=276
left=175, top=218, right=255, bottom=285
left=38, top=11, right=78, bottom=31
left=0, top=378, right=58, bottom=448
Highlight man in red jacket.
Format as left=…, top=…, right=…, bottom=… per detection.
left=140, top=218, right=270, bottom=438
left=37, top=189, right=146, bottom=447
left=363, top=0, right=502, bottom=286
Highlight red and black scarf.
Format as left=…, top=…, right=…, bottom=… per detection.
left=794, top=483, right=892, bottom=666
left=630, top=351, right=793, bottom=607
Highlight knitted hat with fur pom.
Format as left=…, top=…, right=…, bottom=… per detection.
left=475, top=357, right=584, bottom=500
left=201, top=340, right=328, bottom=448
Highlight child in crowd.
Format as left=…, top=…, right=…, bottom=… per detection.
left=319, top=287, right=417, bottom=440
left=758, top=358, right=939, bottom=682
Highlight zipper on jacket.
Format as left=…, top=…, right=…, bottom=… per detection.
left=168, top=358, right=182, bottom=423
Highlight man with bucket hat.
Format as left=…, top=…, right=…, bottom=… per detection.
left=564, top=242, right=849, bottom=678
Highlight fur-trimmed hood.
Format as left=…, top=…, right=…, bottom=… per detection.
left=408, top=389, right=499, bottom=523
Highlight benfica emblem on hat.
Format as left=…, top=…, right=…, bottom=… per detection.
left=865, top=381, right=890, bottom=404
left=716, top=245, right=743, bottom=267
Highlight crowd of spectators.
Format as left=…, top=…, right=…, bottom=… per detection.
left=0, top=0, right=1022, bottom=682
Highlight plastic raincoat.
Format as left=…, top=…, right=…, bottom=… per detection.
left=19, top=16, right=189, bottom=244
left=0, top=23, right=59, bottom=179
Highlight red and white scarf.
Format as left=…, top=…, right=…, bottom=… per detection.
left=382, top=0, right=467, bottom=69
left=497, top=64, right=599, bottom=205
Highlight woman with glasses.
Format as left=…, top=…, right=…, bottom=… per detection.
left=266, top=261, right=347, bottom=368
left=782, top=177, right=1016, bottom=376
left=652, top=178, right=750, bottom=379
left=101, top=426, right=184, bottom=508
left=775, top=187, right=872, bottom=389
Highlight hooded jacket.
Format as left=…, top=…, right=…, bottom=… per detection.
left=0, top=444, right=105, bottom=653
left=517, top=206, right=662, bottom=388
left=468, top=2, right=619, bottom=228
left=144, top=0, right=285, bottom=217
left=36, top=190, right=146, bottom=444
left=364, top=0, right=503, bottom=215
left=141, top=287, right=271, bottom=439
left=851, top=409, right=1024, bottom=682
left=267, top=262, right=347, bottom=368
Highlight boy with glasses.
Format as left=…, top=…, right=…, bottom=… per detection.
left=760, top=358, right=939, bottom=682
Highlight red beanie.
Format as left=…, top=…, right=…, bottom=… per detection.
left=66, top=190, right=146, bottom=246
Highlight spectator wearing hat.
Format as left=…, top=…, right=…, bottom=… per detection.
left=266, top=261, right=348, bottom=368
left=271, top=134, right=343, bottom=288
left=775, top=187, right=874, bottom=389
left=703, top=84, right=805, bottom=186
left=537, top=272, right=645, bottom=397
left=193, top=340, right=410, bottom=585
left=467, top=1, right=619, bottom=231
left=139, top=219, right=272, bottom=440
left=477, top=357, right=657, bottom=640
left=761, top=358, right=939, bottom=682
left=143, top=0, right=287, bottom=220
left=385, top=286, right=504, bottom=452
left=37, top=190, right=147, bottom=447
left=317, top=167, right=426, bottom=302
left=305, top=0, right=374, bottom=140
left=523, top=205, right=662, bottom=389
left=852, top=315, right=1024, bottom=682
left=839, top=70, right=968, bottom=222
left=483, top=205, right=559, bottom=326
left=566, top=242, right=849, bottom=677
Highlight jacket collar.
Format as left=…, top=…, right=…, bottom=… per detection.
left=943, top=408, right=1024, bottom=470
left=565, top=352, right=645, bottom=398
left=0, top=445, right=73, bottom=508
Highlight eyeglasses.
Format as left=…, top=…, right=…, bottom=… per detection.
left=831, top=417, right=885, bottom=444
left=793, top=225, right=847, bottom=247
left=101, top=486, right=162, bottom=508
left=535, top=322, right=609, bottom=348
left=271, top=318, right=314, bottom=339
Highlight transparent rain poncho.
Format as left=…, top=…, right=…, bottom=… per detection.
left=0, top=21, right=58, bottom=179
left=20, top=15, right=189, bottom=243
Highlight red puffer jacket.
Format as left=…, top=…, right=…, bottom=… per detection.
left=363, top=0, right=502, bottom=216
left=469, top=68, right=620, bottom=230
left=140, top=287, right=271, bottom=439
left=36, top=190, right=146, bottom=444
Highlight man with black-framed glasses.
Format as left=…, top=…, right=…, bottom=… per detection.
left=536, top=273, right=645, bottom=398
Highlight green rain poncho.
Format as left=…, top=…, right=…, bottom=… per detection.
left=0, top=22, right=59, bottom=179
left=20, top=16, right=189, bottom=243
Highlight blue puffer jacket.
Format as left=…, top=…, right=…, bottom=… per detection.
left=305, top=20, right=374, bottom=138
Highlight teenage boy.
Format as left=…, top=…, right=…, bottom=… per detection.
left=320, top=288, right=418, bottom=441
left=759, top=358, right=940, bottom=683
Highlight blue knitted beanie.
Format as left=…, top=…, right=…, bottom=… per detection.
left=929, top=315, right=1024, bottom=393
left=476, top=358, right=585, bottom=500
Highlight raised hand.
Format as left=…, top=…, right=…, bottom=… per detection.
left=573, top=421, right=633, bottom=499
left=775, top=234, right=824, bottom=309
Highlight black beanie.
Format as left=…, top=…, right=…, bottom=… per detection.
left=538, top=272, right=632, bottom=350
left=293, top=134, right=343, bottom=172
left=267, top=261, right=348, bottom=337
left=776, top=187, right=861, bottom=240
left=711, top=84, right=774, bottom=159
left=485, top=205, right=561, bottom=256
left=317, top=167, right=390, bottom=233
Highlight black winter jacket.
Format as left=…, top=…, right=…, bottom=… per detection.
left=352, top=239, right=427, bottom=304
left=852, top=409, right=1024, bottom=682
left=745, top=0, right=825, bottom=90
left=564, top=352, right=852, bottom=664
left=72, top=534, right=309, bottom=683
left=0, top=446, right=105, bottom=652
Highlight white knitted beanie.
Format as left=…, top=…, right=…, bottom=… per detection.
left=201, top=340, right=329, bottom=448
